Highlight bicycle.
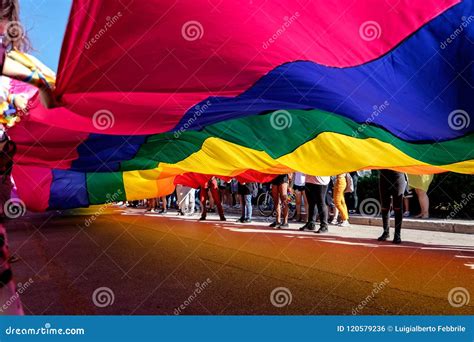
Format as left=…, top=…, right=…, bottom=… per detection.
left=257, top=188, right=297, bottom=219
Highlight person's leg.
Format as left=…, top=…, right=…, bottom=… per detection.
left=333, top=177, right=348, bottom=222
left=302, top=190, right=308, bottom=223
left=199, top=186, right=208, bottom=219
left=403, top=197, right=410, bottom=217
left=415, top=188, right=429, bottom=218
left=378, top=174, right=392, bottom=240
left=295, top=189, right=302, bottom=221
left=392, top=175, right=406, bottom=244
left=208, top=189, right=215, bottom=210
left=239, top=194, right=245, bottom=221
left=160, top=196, right=167, bottom=213
left=245, top=194, right=252, bottom=220
left=300, top=184, right=316, bottom=230
left=146, top=198, right=153, bottom=211
left=271, top=185, right=281, bottom=224
left=280, top=182, right=289, bottom=225
left=189, top=189, right=196, bottom=214
left=392, top=193, right=403, bottom=244
left=175, top=185, right=183, bottom=213
left=210, top=185, right=225, bottom=220
left=315, top=184, right=329, bottom=232
left=339, top=190, right=349, bottom=223
left=182, top=190, right=189, bottom=214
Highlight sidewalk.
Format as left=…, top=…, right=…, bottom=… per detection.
left=11, top=205, right=473, bottom=235
left=222, top=206, right=473, bottom=234
left=349, top=215, right=473, bottom=234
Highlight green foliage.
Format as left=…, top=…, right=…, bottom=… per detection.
left=357, top=171, right=473, bottom=219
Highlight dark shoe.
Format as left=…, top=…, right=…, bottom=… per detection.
left=299, top=222, right=315, bottom=231
left=377, top=231, right=390, bottom=241
left=280, top=223, right=289, bottom=228
left=159, top=209, right=167, bottom=214
left=199, top=216, right=206, bottom=221
left=236, top=217, right=244, bottom=223
left=244, top=218, right=252, bottom=223
left=316, top=226, right=328, bottom=234
left=299, top=223, right=309, bottom=231
left=269, top=221, right=281, bottom=228
left=220, top=216, right=226, bottom=221
left=392, top=233, right=402, bottom=244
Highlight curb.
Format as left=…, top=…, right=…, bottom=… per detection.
left=349, top=216, right=473, bottom=234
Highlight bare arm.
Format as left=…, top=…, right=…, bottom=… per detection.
left=2, top=54, right=57, bottom=108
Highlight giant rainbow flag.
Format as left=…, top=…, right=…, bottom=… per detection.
left=7, top=0, right=474, bottom=211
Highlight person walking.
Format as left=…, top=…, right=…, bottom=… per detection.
left=333, top=174, right=351, bottom=227
left=346, top=171, right=359, bottom=214
left=299, top=175, right=330, bottom=233
left=378, top=170, right=407, bottom=244
left=292, top=172, right=307, bottom=222
left=268, top=174, right=290, bottom=229
left=237, top=181, right=254, bottom=223
left=176, top=184, right=196, bottom=216
left=407, top=174, right=433, bottom=219
left=199, top=177, right=226, bottom=221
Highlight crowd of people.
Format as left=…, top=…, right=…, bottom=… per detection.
left=127, top=171, right=434, bottom=245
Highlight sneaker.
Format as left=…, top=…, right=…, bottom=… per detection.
left=220, top=216, right=226, bottom=221
left=243, top=218, right=252, bottom=223
left=280, top=223, right=289, bottom=228
left=199, top=216, right=206, bottom=221
left=269, top=221, right=281, bottom=228
left=329, top=220, right=338, bottom=225
left=236, top=217, right=244, bottom=223
left=403, top=211, right=410, bottom=217
left=338, top=220, right=350, bottom=227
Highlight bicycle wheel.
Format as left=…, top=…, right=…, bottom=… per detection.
left=257, top=192, right=274, bottom=217
left=287, top=193, right=297, bottom=219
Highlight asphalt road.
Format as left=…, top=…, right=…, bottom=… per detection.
left=4, top=207, right=474, bottom=315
